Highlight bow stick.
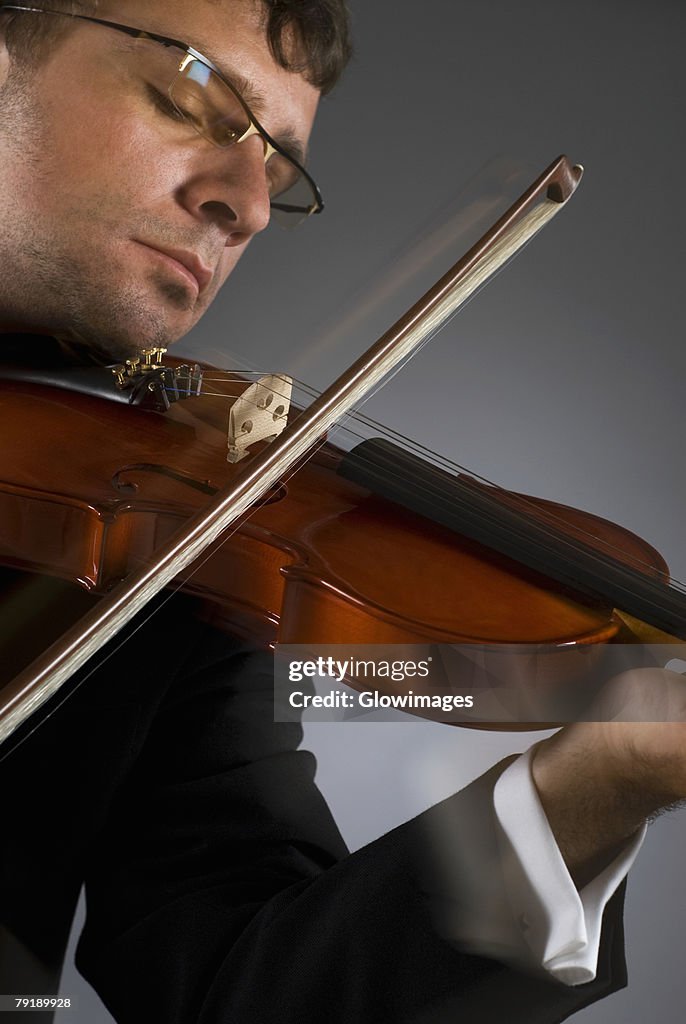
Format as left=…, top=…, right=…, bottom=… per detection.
left=0, top=155, right=582, bottom=744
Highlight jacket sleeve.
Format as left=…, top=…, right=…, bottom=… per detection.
left=75, top=625, right=628, bottom=1024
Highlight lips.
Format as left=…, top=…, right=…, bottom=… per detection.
left=135, top=241, right=213, bottom=295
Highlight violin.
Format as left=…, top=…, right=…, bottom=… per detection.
left=0, top=354, right=668, bottom=640
left=1, top=156, right=683, bottom=743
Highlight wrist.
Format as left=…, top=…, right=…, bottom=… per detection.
left=531, top=725, right=650, bottom=888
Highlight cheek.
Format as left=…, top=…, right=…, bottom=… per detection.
left=35, top=92, right=186, bottom=216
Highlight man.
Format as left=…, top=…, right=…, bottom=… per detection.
left=0, top=2, right=684, bottom=1022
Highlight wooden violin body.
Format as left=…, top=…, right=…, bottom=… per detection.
left=0, top=370, right=666, bottom=656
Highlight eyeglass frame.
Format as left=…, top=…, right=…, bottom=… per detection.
left=0, top=4, right=324, bottom=224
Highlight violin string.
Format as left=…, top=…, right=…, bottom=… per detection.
left=188, top=371, right=686, bottom=598
left=194, top=228, right=533, bottom=422
left=191, top=378, right=686, bottom=599
left=310, top=394, right=686, bottom=597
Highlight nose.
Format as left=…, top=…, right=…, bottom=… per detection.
left=179, top=135, right=271, bottom=246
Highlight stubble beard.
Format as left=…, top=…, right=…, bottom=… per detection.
left=0, top=69, right=203, bottom=363
left=0, top=200, right=200, bottom=363
left=39, top=247, right=194, bottom=363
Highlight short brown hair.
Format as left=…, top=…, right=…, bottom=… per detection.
left=0, top=0, right=352, bottom=94
left=1, top=2, right=91, bottom=63
left=260, top=0, right=352, bottom=94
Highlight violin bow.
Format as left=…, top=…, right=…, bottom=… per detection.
left=0, top=155, right=583, bottom=745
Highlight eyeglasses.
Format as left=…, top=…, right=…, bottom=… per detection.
left=1, top=5, right=324, bottom=228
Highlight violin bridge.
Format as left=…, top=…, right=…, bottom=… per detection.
left=227, top=374, right=293, bottom=463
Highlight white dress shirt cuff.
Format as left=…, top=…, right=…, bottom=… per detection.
left=493, top=746, right=646, bottom=985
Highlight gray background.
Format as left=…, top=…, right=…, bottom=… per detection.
left=60, top=0, right=685, bottom=1020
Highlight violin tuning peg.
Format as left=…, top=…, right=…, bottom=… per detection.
left=112, top=365, right=128, bottom=388
left=138, top=348, right=168, bottom=371
left=140, top=349, right=157, bottom=371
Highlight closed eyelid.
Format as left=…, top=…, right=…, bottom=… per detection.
left=192, top=53, right=309, bottom=166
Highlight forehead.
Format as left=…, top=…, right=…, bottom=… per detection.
left=96, top=0, right=320, bottom=138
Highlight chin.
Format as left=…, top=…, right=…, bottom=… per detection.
left=65, top=298, right=192, bottom=364
left=24, top=246, right=198, bottom=361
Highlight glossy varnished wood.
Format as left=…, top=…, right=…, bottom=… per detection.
left=0, top=374, right=667, bottom=651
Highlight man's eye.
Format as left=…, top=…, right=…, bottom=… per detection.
left=214, top=118, right=244, bottom=145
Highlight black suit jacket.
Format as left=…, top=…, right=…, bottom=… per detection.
left=0, top=582, right=626, bottom=1023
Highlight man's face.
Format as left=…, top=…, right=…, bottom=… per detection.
left=0, top=0, right=320, bottom=359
